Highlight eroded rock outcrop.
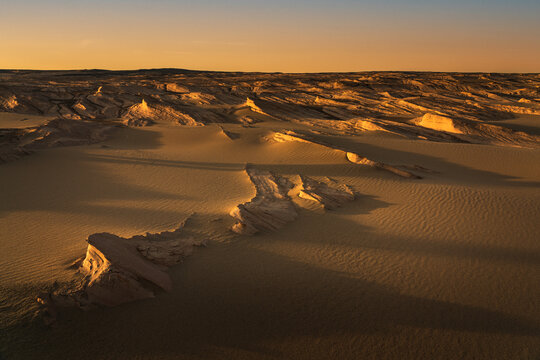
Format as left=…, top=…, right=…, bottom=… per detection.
left=230, top=168, right=358, bottom=235
left=42, top=222, right=205, bottom=312
left=0, top=95, right=19, bottom=110
left=412, top=113, right=463, bottom=134
left=244, top=98, right=268, bottom=116
left=409, top=113, right=539, bottom=147
left=297, top=176, right=355, bottom=210
left=230, top=167, right=297, bottom=235
left=121, top=99, right=204, bottom=127
left=0, top=118, right=116, bottom=163
left=1, top=70, right=539, bottom=148
left=346, top=152, right=422, bottom=179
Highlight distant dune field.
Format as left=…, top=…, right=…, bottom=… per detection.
left=1, top=70, right=539, bottom=360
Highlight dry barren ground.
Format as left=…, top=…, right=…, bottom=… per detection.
left=1, top=70, right=539, bottom=359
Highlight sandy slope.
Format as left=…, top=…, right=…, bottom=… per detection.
left=0, top=125, right=253, bottom=284
left=1, top=121, right=538, bottom=359
left=0, top=71, right=539, bottom=359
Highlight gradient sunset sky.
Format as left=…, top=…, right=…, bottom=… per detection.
left=1, top=0, right=539, bottom=72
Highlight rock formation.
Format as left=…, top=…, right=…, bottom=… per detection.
left=230, top=167, right=297, bottom=235
left=121, top=99, right=203, bottom=126
left=297, top=176, right=355, bottom=210
left=412, top=113, right=463, bottom=134
left=0, top=118, right=116, bottom=163
left=230, top=168, right=357, bottom=234
left=43, top=222, right=205, bottom=311
left=346, top=152, right=422, bottom=179
left=0, top=70, right=538, bottom=153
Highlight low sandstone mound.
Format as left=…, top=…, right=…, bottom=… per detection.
left=230, top=167, right=358, bottom=235
left=403, top=113, right=540, bottom=147
left=412, top=113, right=464, bottom=134
left=0, top=118, right=116, bottom=163
left=244, top=98, right=268, bottom=116
left=122, top=99, right=203, bottom=127
left=165, top=83, right=189, bottom=93
left=460, top=122, right=540, bottom=147
left=346, top=152, right=422, bottom=179
left=80, top=233, right=175, bottom=306
left=41, top=221, right=205, bottom=313
left=270, top=131, right=312, bottom=143
left=230, top=167, right=297, bottom=235
left=180, top=92, right=217, bottom=105
left=297, top=176, right=355, bottom=210
left=0, top=95, right=19, bottom=110
left=20, top=118, right=114, bottom=149
left=353, top=119, right=387, bottom=132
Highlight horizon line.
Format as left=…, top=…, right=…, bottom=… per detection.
left=1, top=68, right=539, bottom=75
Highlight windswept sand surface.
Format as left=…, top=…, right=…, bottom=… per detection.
left=1, top=70, right=539, bottom=359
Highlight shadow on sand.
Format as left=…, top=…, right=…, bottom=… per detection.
left=4, top=199, right=538, bottom=360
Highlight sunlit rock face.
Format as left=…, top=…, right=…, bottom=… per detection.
left=44, top=224, right=206, bottom=310
left=230, top=167, right=298, bottom=235
left=413, top=113, right=463, bottom=134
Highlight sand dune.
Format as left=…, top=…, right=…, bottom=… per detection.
left=0, top=70, right=539, bottom=360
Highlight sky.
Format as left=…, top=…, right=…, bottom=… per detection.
left=1, top=0, right=539, bottom=72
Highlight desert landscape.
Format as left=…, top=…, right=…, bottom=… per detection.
left=0, top=69, right=539, bottom=359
